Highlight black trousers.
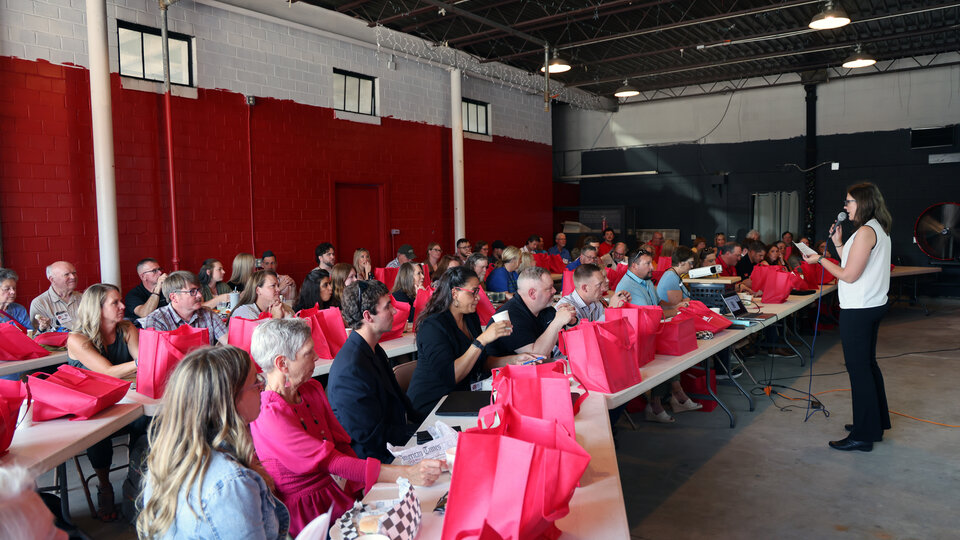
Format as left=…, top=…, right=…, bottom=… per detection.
left=839, top=303, right=890, bottom=442
left=86, top=416, right=151, bottom=470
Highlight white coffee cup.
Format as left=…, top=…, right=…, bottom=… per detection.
left=445, top=446, right=457, bottom=473
left=491, top=311, right=510, bottom=324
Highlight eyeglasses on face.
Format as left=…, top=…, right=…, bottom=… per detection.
left=174, top=288, right=202, bottom=297
left=142, top=267, right=163, bottom=275
left=454, top=286, right=480, bottom=297
left=843, top=199, right=856, bottom=205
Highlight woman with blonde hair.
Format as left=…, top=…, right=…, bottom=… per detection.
left=139, top=346, right=289, bottom=539
left=329, top=263, right=358, bottom=308
left=231, top=270, right=295, bottom=320
left=517, top=251, right=536, bottom=273
left=226, top=253, right=256, bottom=293
left=353, top=248, right=373, bottom=280
left=66, top=283, right=140, bottom=521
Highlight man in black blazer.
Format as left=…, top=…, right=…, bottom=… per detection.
left=327, top=279, right=422, bottom=462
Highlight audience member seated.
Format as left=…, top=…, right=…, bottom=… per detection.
left=557, top=263, right=629, bottom=323
left=30, top=260, right=81, bottom=332
left=520, top=234, right=540, bottom=253
left=781, top=231, right=794, bottom=257
left=600, top=242, right=628, bottom=268
left=736, top=241, right=767, bottom=282
left=745, top=229, right=761, bottom=242
left=0, top=268, right=34, bottom=331
left=714, top=232, right=727, bottom=248
left=261, top=250, right=297, bottom=303
left=615, top=249, right=681, bottom=316
left=315, top=242, right=336, bottom=272
left=657, top=247, right=696, bottom=307
left=485, top=246, right=521, bottom=297
left=330, top=263, right=358, bottom=308
left=391, top=262, right=425, bottom=324
left=566, top=244, right=599, bottom=271
left=474, top=241, right=489, bottom=259
left=142, top=271, right=228, bottom=345
left=294, top=269, right=333, bottom=311
left=692, top=237, right=707, bottom=253
left=139, top=346, right=290, bottom=539
left=660, top=239, right=677, bottom=260
left=198, top=258, right=232, bottom=309
left=227, top=253, right=256, bottom=293
left=798, top=236, right=811, bottom=247
left=548, top=232, right=572, bottom=262
left=232, top=271, right=296, bottom=320
left=353, top=248, right=373, bottom=280
left=648, top=231, right=666, bottom=258
left=465, top=253, right=489, bottom=287
left=598, top=227, right=616, bottom=256
left=485, top=267, right=575, bottom=360
left=517, top=251, right=536, bottom=273
left=125, top=258, right=168, bottom=319
left=455, top=238, right=472, bottom=263
left=327, top=281, right=424, bottom=461
left=762, top=243, right=787, bottom=268
left=432, top=254, right=461, bottom=282
left=716, top=243, right=752, bottom=294
left=815, top=240, right=828, bottom=256
left=67, top=283, right=143, bottom=521
left=425, top=242, right=443, bottom=277
left=488, top=240, right=506, bottom=265
left=700, top=248, right=717, bottom=267
left=0, top=466, right=68, bottom=540
left=249, top=319, right=442, bottom=535
left=386, top=244, right=416, bottom=269
left=407, top=267, right=516, bottom=416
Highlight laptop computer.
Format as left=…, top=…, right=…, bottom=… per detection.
left=720, top=290, right=775, bottom=321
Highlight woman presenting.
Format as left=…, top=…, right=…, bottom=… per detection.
left=804, top=182, right=892, bottom=452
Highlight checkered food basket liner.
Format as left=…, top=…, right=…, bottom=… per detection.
left=336, top=478, right=422, bottom=540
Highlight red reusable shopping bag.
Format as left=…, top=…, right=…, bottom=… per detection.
left=561, top=270, right=574, bottom=296
left=559, top=318, right=642, bottom=394
left=28, top=365, right=130, bottom=421
left=442, top=406, right=590, bottom=540
left=533, top=253, right=566, bottom=274
left=373, top=268, right=399, bottom=290
left=656, top=256, right=672, bottom=271
left=762, top=271, right=794, bottom=304
left=412, top=288, right=433, bottom=325
left=748, top=265, right=776, bottom=293
left=605, top=303, right=663, bottom=368
left=655, top=318, right=698, bottom=356
left=297, top=305, right=335, bottom=359
left=227, top=312, right=272, bottom=353
left=421, top=263, right=432, bottom=289
left=380, top=297, right=410, bottom=342
left=0, top=325, right=50, bottom=361
left=315, top=307, right=348, bottom=355
left=606, top=264, right=628, bottom=290
left=486, top=363, right=585, bottom=437
left=475, top=288, right=496, bottom=326
left=799, top=261, right=836, bottom=288
left=137, top=325, right=210, bottom=398
left=33, top=331, right=69, bottom=348
left=680, top=366, right=718, bottom=412
left=674, top=300, right=733, bottom=332
left=0, top=379, right=27, bottom=456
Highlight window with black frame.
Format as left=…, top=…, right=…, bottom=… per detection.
left=117, top=20, right=193, bottom=86
left=333, top=68, right=376, bottom=116
left=461, top=98, right=489, bottom=135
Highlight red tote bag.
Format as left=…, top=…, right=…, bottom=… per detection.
left=297, top=305, right=335, bottom=359
left=28, top=365, right=130, bottom=421
left=655, top=318, right=698, bottom=356
left=559, top=319, right=642, bottom=394
left=762, top=271, right=794, bottom=304
left=373, top=268, right=399, bottom=290
left=485, top=368, right=583, bottom=437
left=475, top=288, right=496, bottom=326
left=421, top=263, right=432, bottom=289
left=561, top=270, right=574, bottom=296
left=606, top=265, right=628, bottom=290
left=227, top=312, right=272, bottom=354
left=533, top=253, right=566, bottom=274
left=443, top=406, right=590, bottom=540
left=0, top=379, right=27, bottom=456
left=0, top=325, right=50, bottom=361
left=799, top=261, right=836, bottom=288
left=605, top=303, right=663, bottom=368
left=137, top=325, right=210, bottom=398
left=315, top=307, right=348, bottom=355
left=674, top=300, right=733, bottom=332
left=748, top=265, right=776, bottom=293
left=379, top=297, right=410, bottom=342
left=33, top=331, right=69, bottom=348
left=412, top=288, right=433, bottom=326
left=656, top=256, right=672, bottom=271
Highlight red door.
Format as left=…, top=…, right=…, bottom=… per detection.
left=334, top=183, right=387, bottom=267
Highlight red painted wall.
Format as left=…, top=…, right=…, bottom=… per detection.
left=0, top=56, right=553, bottom=301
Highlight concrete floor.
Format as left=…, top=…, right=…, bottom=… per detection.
left=41, top=298, right=959, bottom=539
left=617, top=298, right=960, bottom=540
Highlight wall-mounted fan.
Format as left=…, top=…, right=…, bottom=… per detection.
left=915, top=202, right=960, bottom=262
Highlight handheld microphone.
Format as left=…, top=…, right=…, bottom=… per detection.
left=828, top=211, right=847, bottom=237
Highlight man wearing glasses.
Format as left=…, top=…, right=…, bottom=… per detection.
left=566, top=245, right=599, bottom=271
left=142, top=271, right=228, bottom=345
left=125, top=258, right=168, bottom=318
left=455, top=238, right=473, bottom=263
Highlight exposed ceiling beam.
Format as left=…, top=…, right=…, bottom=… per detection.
left=410, top=0, right=547, bottom=47
left=335, top=0, right=375, bottom=13
left=394, top=0, right=523, bottom=32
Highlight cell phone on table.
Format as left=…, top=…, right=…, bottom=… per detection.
left=417, top=426, right=461, bottom=444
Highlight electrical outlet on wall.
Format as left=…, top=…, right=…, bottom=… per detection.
left=391, top=229, right=400, bottom=235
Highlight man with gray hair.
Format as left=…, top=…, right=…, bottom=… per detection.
left=485, top=267, right=575, bottom=359
left=142, top=270, right=228, bottom=345
left=566, top=244, right=599, bottom=271
left=0, top=465, right=68, bottom=539
left=125, top=258, right=168, bottom=319
left=29, top=260, right=81, bottom=331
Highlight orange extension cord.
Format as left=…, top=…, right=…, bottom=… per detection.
left=765, top=387, right=960, bottom=428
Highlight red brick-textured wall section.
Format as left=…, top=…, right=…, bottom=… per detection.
left=0, top=56, right=553, bottom=301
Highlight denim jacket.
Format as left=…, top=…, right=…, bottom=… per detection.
left=143, top=450, right=290, bottom=539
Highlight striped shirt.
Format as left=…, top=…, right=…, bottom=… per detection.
left=142, top=305, right=227, bottom=345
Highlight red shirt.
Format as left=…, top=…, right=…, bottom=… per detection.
left=718, top=255, right=738, bottom=277
left=598, top=242, right=614, bottom=257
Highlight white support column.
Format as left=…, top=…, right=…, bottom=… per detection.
left=450, top=69, right=466, bottom=242
left=85, top=0, right=121, bottom=286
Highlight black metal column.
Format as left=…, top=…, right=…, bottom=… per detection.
left=804, top=83, right=818, bottom=239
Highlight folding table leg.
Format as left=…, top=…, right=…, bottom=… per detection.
left=716, top=355, right=754, bottom=412
left=703, top=358, right=735, bottom=428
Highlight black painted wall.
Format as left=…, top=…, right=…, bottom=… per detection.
left=578, top=128, right=959, bottom=296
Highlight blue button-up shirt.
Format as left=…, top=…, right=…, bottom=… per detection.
left=615, top=270, right=660, bottom=306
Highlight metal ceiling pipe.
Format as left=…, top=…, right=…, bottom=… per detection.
left=386, top=0, right=522, bottom=32
left=160, top=0, right=182, bottom=270
left=414, top=0, right=546, bottom=47
left=450, top=69, right=465, bottom=242
left=85, top=0, right=121, bottom=286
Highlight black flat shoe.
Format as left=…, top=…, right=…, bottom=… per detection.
left=829, top=436, right=873, bottom=452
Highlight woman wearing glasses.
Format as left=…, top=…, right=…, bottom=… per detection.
left=803, top=182, right=892, bottom=452
left=66, top=283, right=143, bottom=521
left=138, top=346, right=290, bottom=539
left=407, top=267, right=517, bottom=416
left=424, top=242, right=443, bottom=278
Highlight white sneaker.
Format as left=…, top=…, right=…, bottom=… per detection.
left=670, top=395, right=703, bottom=413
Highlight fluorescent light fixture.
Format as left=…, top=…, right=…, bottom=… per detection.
left=540, top=53, right=571, bottom=74
left=614, top=80, right=640, bottom=98
left=809, top=1, right=850, bottom=30
left=842, top=45, right=876, bottom=68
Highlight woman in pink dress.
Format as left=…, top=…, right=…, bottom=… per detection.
left=248, top=318, right=444, bottom=536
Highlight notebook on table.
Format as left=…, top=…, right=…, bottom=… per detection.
left=435, top=391, right=492, bottom=416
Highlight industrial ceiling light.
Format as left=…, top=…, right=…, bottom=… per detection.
left=614, top=80, right=639, bottom=98
left=842, top=45, right=876, bottom=68
left=540, top=52, right=571, bottom=74
left=808, top=1, right=850, bottom=30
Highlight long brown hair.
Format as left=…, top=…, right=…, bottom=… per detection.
left=847, top=182, right=892, bottom=234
